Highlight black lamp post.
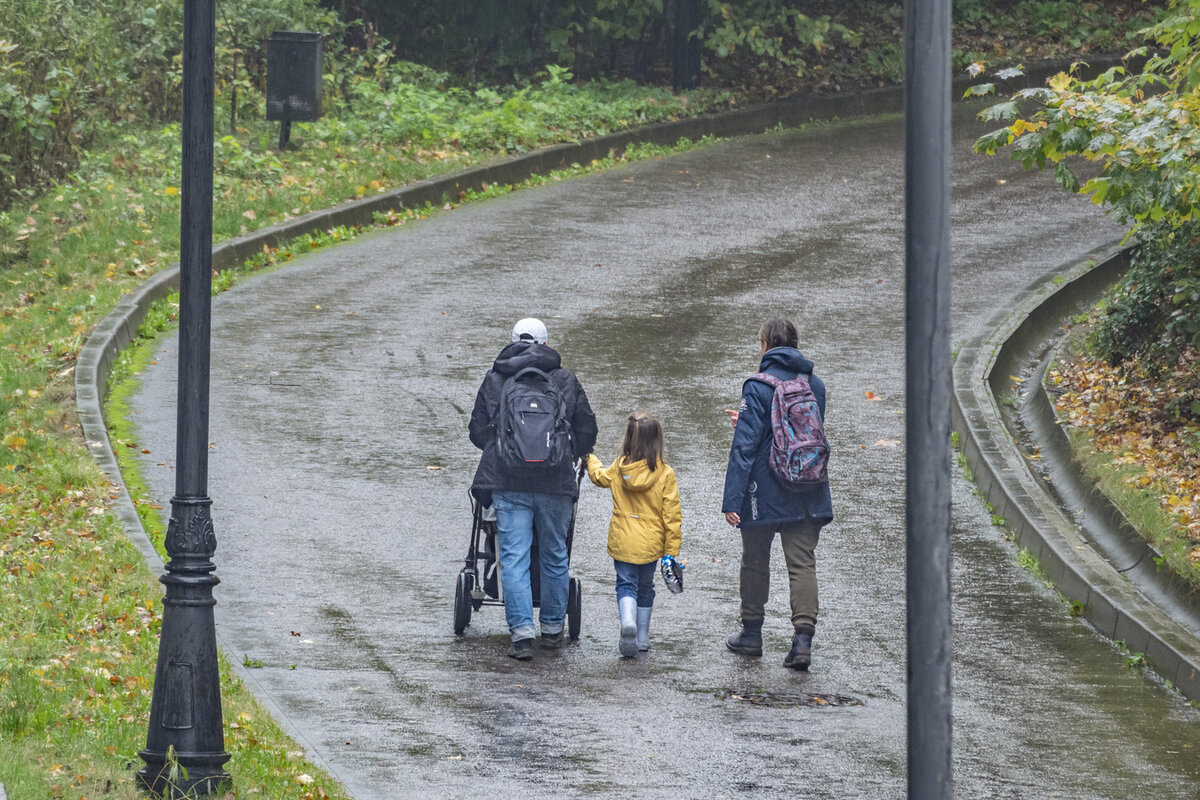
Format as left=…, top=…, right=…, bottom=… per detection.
left=137, top=0, right=230, bottom=794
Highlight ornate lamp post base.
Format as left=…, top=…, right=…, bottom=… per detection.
left=138, top=497, right=230, bottom=796
left=136, top=755, right=231, bottom=798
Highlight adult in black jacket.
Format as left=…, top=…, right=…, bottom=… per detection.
left=469, top=318, right=598, bottom=660
left=722, top=318, right=833, bottom=671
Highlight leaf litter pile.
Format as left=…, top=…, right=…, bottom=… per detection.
left=1050, top=347, right=1200, bottom=579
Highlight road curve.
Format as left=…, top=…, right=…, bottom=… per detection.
left=127, top=103, right=1200, bottom=799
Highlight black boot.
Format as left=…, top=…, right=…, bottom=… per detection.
left=507, top=638, right=534, bottom=661
left=726, top=619, right=763, bottom=656
left=783, top=631, right=813, bottom=670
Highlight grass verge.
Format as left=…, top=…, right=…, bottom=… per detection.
left=1063, top=427, right=1193, bottom=582
left=1049, top=324, right=1200, bottom=593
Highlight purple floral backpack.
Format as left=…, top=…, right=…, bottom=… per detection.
left=751, top=372, right=830, bottom=489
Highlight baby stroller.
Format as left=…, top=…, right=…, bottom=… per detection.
left=453, top=478, right=584, bottom=639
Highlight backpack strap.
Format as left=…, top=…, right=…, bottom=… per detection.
left=747, top=371, right=811, bottom=390
left=510, top=366, right=552, bottom=384
left=748, top=371, right=781, bottom=390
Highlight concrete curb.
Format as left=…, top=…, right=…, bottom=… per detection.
left=951, top=243, right=1200, bottom=701
left=73, top=55, right=1131, bottom=789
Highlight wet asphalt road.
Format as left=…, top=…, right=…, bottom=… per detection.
left=129, top=103, right=1200, bottom=799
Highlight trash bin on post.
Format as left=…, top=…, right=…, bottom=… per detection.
left=266, top=31, right=323, bottom=149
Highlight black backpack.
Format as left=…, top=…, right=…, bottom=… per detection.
left=495, top=367, right=572, bottom=470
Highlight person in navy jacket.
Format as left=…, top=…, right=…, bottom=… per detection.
left=722, top=318, right=833, bottom=670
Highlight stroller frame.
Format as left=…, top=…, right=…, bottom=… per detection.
left=453, top=484, right=583, bottom=639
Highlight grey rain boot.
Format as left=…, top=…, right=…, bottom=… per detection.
left=618, top=596, right=638, bottom=658
left=726, top=619, right=763, bottom=656
left=636, top=606, right=652, bottom=652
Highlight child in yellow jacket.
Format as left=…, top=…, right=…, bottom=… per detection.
left=586, top=412, right=682, bottom=658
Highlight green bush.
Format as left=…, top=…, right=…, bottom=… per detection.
left=0, top=0, right=344, bottom=212
left=1091, top=221, right=1200, bottom=375
left=972, top=0, right=1197, bottom=373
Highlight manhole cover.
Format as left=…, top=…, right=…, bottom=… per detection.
left=717, top=689, right=864, bottom=708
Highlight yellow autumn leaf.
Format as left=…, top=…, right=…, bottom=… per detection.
left=1048, top=71, right=1073, bottom=92
left=3, top=433, right=26, bottom=451
left=164, top=186, right=179, bottom=196
left=1010, top=118, right=1048, bottom=136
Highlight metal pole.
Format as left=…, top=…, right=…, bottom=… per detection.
left=904, top=0, right=953, bottom=796
left=673, top=0, right=701, bottom=91
left=138, top=0, right=230, bottom=794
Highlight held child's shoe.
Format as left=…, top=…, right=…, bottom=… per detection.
left=725, top=619, right=763, bottom=656
left=636, top=606, right=652, bottom=652
left=783, top=631, right=813, bottom=670
left=660, top=556, right=684, bottom=593
left=618, top=597, right=638, bottom=658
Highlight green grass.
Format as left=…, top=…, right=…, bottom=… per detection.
left=1017, top=547, right=1054, bottom=588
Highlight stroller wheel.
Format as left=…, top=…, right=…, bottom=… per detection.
left=567, top=576, right=582, bottom=640
left=453, top=571, right=473, bottom=635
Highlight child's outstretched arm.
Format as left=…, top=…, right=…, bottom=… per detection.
left=662, top=467, right=682, bottom=558
left=585, top=453, right=616, bottom=488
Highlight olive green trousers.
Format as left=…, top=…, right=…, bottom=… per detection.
left=738, top=522, right=821, bottom=633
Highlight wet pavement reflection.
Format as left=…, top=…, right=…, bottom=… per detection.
left=130, top=103, right=1200, bottom=798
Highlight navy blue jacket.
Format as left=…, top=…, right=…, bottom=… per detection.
left=469, top=341, right=597, bottom=502
left=721, top=347, right=834, bottom=530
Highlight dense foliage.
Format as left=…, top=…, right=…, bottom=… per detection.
left=973, top=0, right=1200, bottom=373
left=2, top=0, right=1161, bottom=215
left=0, top=0, right=180, bottom=210
left=328, top=0, right=859, bottom=84
left=0, top=0, right=337, bottom=211
left=1090, top=221, right=1200, bottom=374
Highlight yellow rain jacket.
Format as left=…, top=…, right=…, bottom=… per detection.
left=586, top=454, right=682, bottom=564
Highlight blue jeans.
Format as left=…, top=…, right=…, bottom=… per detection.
left=492, top=491, right=574, bottom=642
left=614, top=559, right=657, bottom=607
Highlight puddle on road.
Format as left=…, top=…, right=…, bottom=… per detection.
left=716, top=689, right=864, bottom=708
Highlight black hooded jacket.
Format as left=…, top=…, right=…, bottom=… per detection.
left=469, top=341, right=598, bottom=501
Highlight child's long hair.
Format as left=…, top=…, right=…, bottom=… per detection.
left=620, top=412, right=665, bottom=472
